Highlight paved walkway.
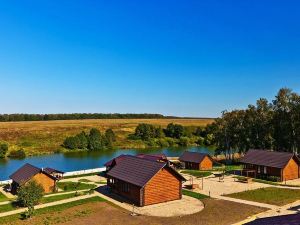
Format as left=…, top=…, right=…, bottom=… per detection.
left=0, top=193, right=97, bottom=218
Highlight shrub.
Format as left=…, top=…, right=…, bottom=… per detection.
left=88, top=128, right=103, bottom=150
left=8, top=149, right=26, bottom=159
left=178, top=137, right=190, bottom=146
left=76, top=132, right=88, bottom=149
left=196, top=137, right=205, bottom=145
left=157, top=138, right=169, bottom=147
left=63, top=136, right=80, bottom=149
left=164, top=123, right=184, bottom=139
left=0, top=143, right=8, bottom=158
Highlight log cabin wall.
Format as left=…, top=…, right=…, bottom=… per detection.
left=199, top=156, right=213, bottom=170
left=31, top=173, right=56, bottom=193
left=143, top=168, right=181, bottom=206
left=283, top=158, right=300, bottom=181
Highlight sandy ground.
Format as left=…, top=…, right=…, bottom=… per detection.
left=95, top=185, right=203, bottom=217
left=182, top=174, right=272, bottom=196
left=62, top=175, right=106, bottom=183
left=281, top=178, right=300, bottom=186
left=127, top=195, right=203, bottom=217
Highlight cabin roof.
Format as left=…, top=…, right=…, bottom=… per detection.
left=240, top=149, right=300, bottom=169
left=136, top=153, right=167, bottom=161
left=9, top=163, right=57, bottom=185
left=44, top=167, right=64, bottom=174
left=245, top=213, right=300, bottom=225
left=179, top=151, right=212, bottom=164
left=104, top=154, right=127, bottom=167
left=107, top=155, right=185, bottom=187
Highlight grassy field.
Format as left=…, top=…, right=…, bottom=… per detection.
left=226, top=187, right=300, bottom=206
left=0, top=196, right=105, bottom=224
left=57, top=182, right=97, bottom=192
left=0, top=192, right=9, bottom=202
left=0, top=118, right=213, bottom=156
left=182, top=189, right=209, bottom=199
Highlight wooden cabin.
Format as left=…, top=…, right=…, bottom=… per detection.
left=9, top=163, right=58, bottom=194
left=106, top=155, right=186, bottom=207
left=179, top=151, right=213, bottom=170
left=44, top=167, right=64, bottom=180
left=240, top=149, right=300, bottom=181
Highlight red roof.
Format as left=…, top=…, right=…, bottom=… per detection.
left=107, top=155, right=185, bottom=187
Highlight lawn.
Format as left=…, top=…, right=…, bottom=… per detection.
left=0, top=196, right=105, bottom=224
left=226, top=187, right=300, bottom=206
left=182, top=189, right=209, bottom=199
left=0, top=191, right=90, bottom=213
left=0, top=192, right=9, bottom=202
left=181, top=170, right=212, bottom=178
left=78, top=179, right=93, bottom=183
left=0, top=118, right=213, bottom=156
left=63, top=172, right=100, bottom=179
left=57, top=182, right=97, bottom=191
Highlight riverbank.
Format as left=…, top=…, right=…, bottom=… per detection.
left=0, top=146, right=214, bottom=180
left=0, top=118, right=213, bottom=157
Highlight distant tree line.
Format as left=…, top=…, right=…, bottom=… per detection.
left=63, top=128, right=116, bottom=150
left=130, top=123, right=210, bottom=147
left=0, top=113, right=174, bottom=122
left=205, top=88, right=300, bottom=156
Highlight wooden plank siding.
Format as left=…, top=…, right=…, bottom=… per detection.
left=143, top=167, right=181, bottom=206
left=283, top=158, right=300, bottom=181
left=200, top=156, right=213, bottom=170
left=108, top=178, right=142, bottom=206
left=31, top=173, right=56, bottom=193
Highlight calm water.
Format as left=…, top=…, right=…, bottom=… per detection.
left=0, top=146, right=214, bottom=180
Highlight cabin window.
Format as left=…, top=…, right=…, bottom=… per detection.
left=258, top=166, right=261, bottom=173
left=264, top=166, right=267, bottom=174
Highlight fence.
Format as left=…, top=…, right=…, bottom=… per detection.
left=0, top=167, right=106, bottom=184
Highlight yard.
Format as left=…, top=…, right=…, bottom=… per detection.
left=57, top=182, right=97, bottom=192
left=0, top=197, right=265, bottom=225
left=0, top=191, right=90, bottom=213
left=0, top=192, right=9, bottom=202
left=226, top=187, right=300, bottom=206
left=181, top=170, right=212, bottom=178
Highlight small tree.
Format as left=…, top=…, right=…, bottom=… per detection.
left=88, top=128, right=103, bottom=150
left=0, top=143, right=8, bottom=158
left=17, top=180, right=44, bottom=218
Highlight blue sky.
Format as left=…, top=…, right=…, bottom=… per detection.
left=0, top=1, right=300, bottom=117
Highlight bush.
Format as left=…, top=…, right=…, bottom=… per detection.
left=8, top=149, right=26, bottom=159
left=63, top=136, right=80, bottom=149
left=164, top=123, right=184, bottom=139
left=178, top=137, right=190, bottom=146
left=157, top=138, right=169, bottom=147
left=196, top=137, right=205, bottom=146
left=0, top=143, right=8, bottom=158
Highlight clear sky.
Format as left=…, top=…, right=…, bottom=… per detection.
left=0, top=1, right=300, bottom=117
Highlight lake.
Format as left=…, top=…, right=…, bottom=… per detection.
left=0, top=146, right=214, bottom=180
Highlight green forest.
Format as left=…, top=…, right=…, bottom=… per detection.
left=205, top=88, right=300, bottom=156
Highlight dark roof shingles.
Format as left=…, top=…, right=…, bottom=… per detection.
left=240, top=149, right=299, bottom=169
left=107, top=156, right=184, bottom=187
left=9, top=163, right=41, bottom=185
